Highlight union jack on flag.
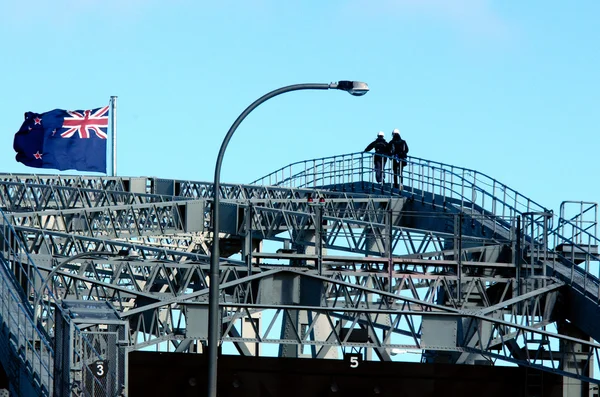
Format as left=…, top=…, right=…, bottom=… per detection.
left=61, top=106, right=109, bottom=139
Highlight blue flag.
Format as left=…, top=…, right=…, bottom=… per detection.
left=13, top=106, right=109, bottom=173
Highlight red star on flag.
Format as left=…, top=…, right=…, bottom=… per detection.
left=34, top=117, right=42, bottom=125
left=33, top=151, right=42, bottom=159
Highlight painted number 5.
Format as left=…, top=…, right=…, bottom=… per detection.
left=349, top=356, right=359, bottom=368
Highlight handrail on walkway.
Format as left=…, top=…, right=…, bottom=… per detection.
left=252, top=151, right=600, bottom=304
left=251, top=151, right=550, bottom=225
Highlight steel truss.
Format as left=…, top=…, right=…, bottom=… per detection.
left=0, top=172, right=598, bottom=390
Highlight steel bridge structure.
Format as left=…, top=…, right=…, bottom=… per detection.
left=0, top=151, right=599, bottom=396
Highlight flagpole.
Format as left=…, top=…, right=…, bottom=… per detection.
left=110, top=96, right=117, bottom=176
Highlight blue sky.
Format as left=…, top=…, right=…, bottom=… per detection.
left=1, top=0, right=598, bottom=215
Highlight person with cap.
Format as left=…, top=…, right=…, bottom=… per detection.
left=389, top=128, right=409, bottom=189
left=364, top=131, right=390, bottom=183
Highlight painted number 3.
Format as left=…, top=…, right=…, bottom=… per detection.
left=91, top=360, right=107, bottom=378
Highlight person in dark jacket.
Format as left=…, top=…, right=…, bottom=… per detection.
left=389, top=128, right=409, bottom=189
left=364, top=131, right=390, bottom=183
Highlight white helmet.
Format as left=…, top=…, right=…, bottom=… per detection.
left=377, top=131, right=384, bottom=137
left=392, top=128, right=400, bottom=135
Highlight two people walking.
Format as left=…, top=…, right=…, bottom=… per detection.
left=364, top=129, right=409, bottom=188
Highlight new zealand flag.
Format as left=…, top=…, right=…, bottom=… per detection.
left=13, top=106, right=109, bottom=173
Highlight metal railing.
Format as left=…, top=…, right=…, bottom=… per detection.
left=251, top=151, right=550, bottom=227
left=519, top=202, right=600, bottom=304
left=548, top=214, right=600, bottom=303
left=0, top=265, right=53, bottom=396
left=0, top=206, right=120, bottom=396
left=557, top=201, right=598, bottom=246
left=252, top=152, right=600, bottom=305
left=0, top=210, right=55, bottom=395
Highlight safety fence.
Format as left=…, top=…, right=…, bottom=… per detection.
left=253, top=152, right=600, bottom=303
left=252, top=152, right=549, bottom=224
left=0, top=207, right=120, bottom=396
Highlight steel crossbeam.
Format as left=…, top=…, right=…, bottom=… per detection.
left=28, top=253, right=528, bottom=315
left=0, top=180, right=175, bottom=212
left=241, top=204, right=505, bottom=257
left=29, top=255, right=563, bottom=356
left=9, top=232, right=596, bottom=384
left=103, top=264, right=597, bottom=383
left=1, top=169, right=599, bottom=389
left=7, top=201, right=196, bottom=238
left=10, top=225, right=217, bottom=263
left=0, top=175, right=373, bottom=205
left=5, top=190, right=508, bottom=265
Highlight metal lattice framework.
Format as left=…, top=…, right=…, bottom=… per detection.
left=0, top=152, right=599, bottom=396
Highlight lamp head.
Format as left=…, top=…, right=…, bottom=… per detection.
left=330, top=81, right=369, bottom=96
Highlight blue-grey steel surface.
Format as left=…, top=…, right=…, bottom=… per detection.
left=0, top=150, right=598, bottom=395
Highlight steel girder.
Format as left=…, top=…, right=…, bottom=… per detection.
left=31, top=254, right=522, bottom=313
left=112, top=265, right=600, bottom=384
left=9, top=225, right=216, bottom=266
left=2, top=173, right=599, bottom=386
left=7, top=190, right=518, bottom=346
left=7, top=201, right=193, bottom=239
left=0, top=180, right=172, bottom=212
left=12, top=207, right=510, bottom=318
left=23, top=245, right=600, bottom=384
left=30, top=252, right=572, bottom=357
left=0, top=175, right=372, bottom=203
left=0, top=173, right=510, bottom=263
left=16, top=252, right=600, bottom=384
left=7, top=197, right=509, bottom=265
left=238, top=201, right=508, bottom=257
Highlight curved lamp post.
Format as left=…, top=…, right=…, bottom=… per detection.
left=208, top=80, right=369, bottom=397
left=33, top=251, right=117, bottom=324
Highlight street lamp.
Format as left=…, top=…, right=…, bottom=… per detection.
left=208, top=80, right=369, bottom=397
